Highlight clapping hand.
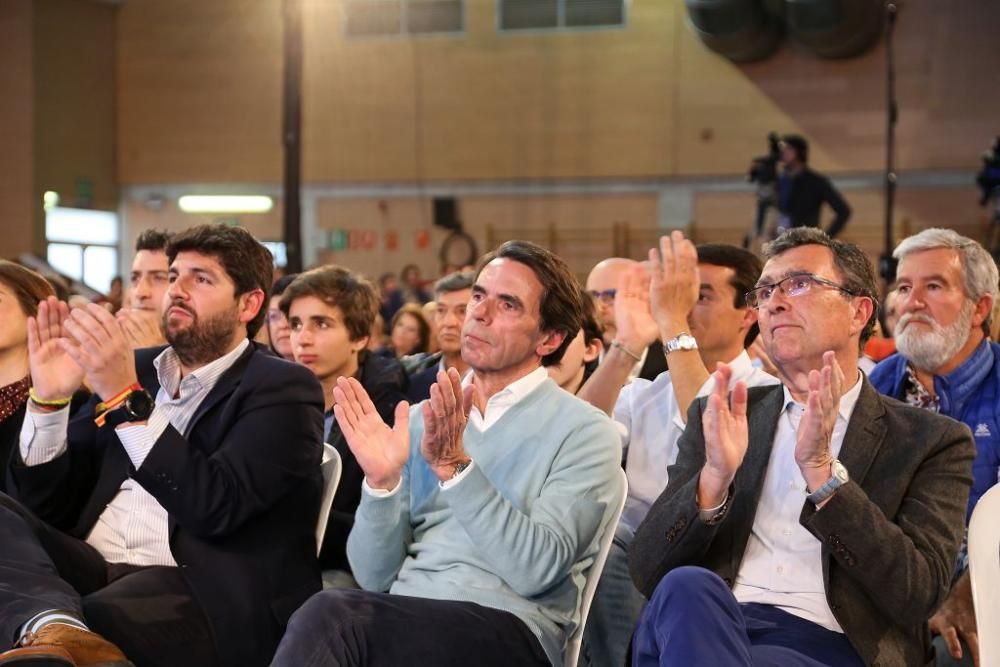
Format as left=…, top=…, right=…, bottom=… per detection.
left=59, top=303, right=139, bottom=401
left=649, top=230, right=700, bottom=335
left=333, top=377, right=411, bottom=491
left=421, top=367, right=477, bottom=482
left=612, top=264, right=660, bottom=353
left=794, top=351, right=844, bottom=475
left=26, top=297, right=85, bottom=402
left=117, top=307, right=166, bottom=349
left=699, top=363, right=749, bottom=507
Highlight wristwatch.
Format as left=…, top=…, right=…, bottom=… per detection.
left=103, top=388, right=155, bottom=428
left=806, top=459, right=850, bottom=505
left=664, top=332, right=698, bottom=354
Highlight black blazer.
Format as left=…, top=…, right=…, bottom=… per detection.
left=10, top=343, right=325, bottom=667
left=629, top=380, right=975, bottom=667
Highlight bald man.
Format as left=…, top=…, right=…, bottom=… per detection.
left=586, top=257, right=667, bottom=382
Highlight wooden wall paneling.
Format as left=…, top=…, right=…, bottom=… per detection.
left=0, top=0, right=37, bottom=258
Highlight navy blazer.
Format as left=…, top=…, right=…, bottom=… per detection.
left=10, top=342, right=325, bottom=667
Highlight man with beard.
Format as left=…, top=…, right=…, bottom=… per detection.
left=870, top=228, right=1000, bottom=667
left=270, top=240, right=624, bottom=667
left=0, top=224, right=324, bottom=667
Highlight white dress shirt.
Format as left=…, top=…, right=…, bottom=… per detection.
left=731, top=373, right=864, bottom=633
left=365, top=366, right=550, bottom=496
left=19, top=339, right=250, bottom=567
left=615, top=350, right=779, bottom=537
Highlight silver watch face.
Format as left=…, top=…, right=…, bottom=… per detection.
left=667, top=333, right=698, bottom=352
left=831, top=460, right=849, bottom=483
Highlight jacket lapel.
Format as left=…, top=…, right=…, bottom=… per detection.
left=728, top=384, right=785, bottom=573
left=836, top=378, right=887, bottom=487
left=183, top=343, right=254, bottom=438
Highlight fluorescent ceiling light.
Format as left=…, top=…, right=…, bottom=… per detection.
left=178, top=195, right=274, bottom=214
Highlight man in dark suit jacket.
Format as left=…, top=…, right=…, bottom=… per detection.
left=629, top=228, right=974, bottom=667
left=0, top=225, right=324, bottom=667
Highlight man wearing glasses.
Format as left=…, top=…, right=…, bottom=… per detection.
left=585, top=258, right=667, bottom=382
left=629, top=228, right=975, bottom=667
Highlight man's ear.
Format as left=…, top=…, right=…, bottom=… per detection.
left=583, top=338, right=603, bottom=364
left=535, top=330, right=567, bottom=359
left=972, top=294, right=994, bottom=330
left=238, top=288, right=266, bottom=326
left=849, top=296, right=875, bottom=338
left=739, top=307, right=758, bottom=335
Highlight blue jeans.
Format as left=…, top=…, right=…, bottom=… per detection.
left=633, top=566, right=864, bottom=667
left=581, top=524, right=646, bottom=667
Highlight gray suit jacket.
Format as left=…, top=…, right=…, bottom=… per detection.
left=629, top=379, right=974, bottom=667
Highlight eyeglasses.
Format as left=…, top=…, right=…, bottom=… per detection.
left=745, top=273, right=858, bottom=309
left=267, top=309, right=287, bottom=324
left=587, top=288, right=617, bottom=304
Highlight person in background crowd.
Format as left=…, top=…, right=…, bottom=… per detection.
left=578, top=236, right=776, bottom=667
left=870, top=228, right=1000, bottom=667
left=545, top=288, right=604, bottom=395
left=422, top=300, right=440, bottom=355
left=586, top=257, right=668, bottom=383
left=384, top=303, right=431, bottom=360
left=0, top=262, right=55, bottom=493
left=280, top=266, right=407, bottom=582
left=378, top=272, right=402, bottom=328
left=400, top=263, right=432, bottom=305
left=267, top=273, right=298, bottom=361
left=0, top=224, right=324, bottom=667
left=117, top=229, right=172, bottom=350
left=776, top=134, right=852, bottom=238
left=270, top=240, right=624, bottom=667
left=368, top=313, right=386, bottom=353
left=629, top=228, right=973, bottom=667
left=408, top=271, right=474, bottom=403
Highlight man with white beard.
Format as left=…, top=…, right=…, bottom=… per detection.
left=870, top=228, right=1000, bottom=667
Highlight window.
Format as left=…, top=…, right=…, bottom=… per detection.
left=345, top=0, right=463, bottom=37
left=45, top=207, right=120, bottom=292
left=499, top=0, right=626, bottom=31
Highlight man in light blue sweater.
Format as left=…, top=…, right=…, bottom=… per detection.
left=272, top=240, right=625, bottom=667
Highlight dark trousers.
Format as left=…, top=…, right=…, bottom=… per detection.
left=633, top=566, right=865, bottom=667
left=271, top=588, right=552, bottom=667
left=0, top=493, right=217, bottom=667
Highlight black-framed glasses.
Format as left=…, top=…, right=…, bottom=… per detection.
left=745, top=273, right=858, bottom=309
left=587, top=288, right=617, bottom=304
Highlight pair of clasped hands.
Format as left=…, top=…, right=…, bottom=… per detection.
left=333, top=368, right=478, bottom=491
left=27, top=296, right=141, bottom=408
left=699, top=350, right=847, bottom=509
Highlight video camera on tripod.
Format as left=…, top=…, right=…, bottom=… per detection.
left=976, top=136, right=1000, bottom=207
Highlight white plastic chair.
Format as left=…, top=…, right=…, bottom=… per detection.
left=315, top=443, right=342, bottom=557
left=564, top=469, right=629, bottom=667
left=969, top=483, right=1000, bottom=667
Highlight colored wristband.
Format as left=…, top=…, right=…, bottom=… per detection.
left=28, top=387, right=72, bottom=409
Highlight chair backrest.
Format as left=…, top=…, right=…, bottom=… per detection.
left=969, top=483, right=1000, bottom=667
left=315, top=443, right=342, bottom=558
left=564, top=469, right=628, bottom=667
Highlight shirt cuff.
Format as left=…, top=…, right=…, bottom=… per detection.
left=439, top=459, right=475, bottom=490
left=114, top=406, right=168, bottom=469
left=698, top=490, right=731, bottom=524
left=363, top=477, right=402, bottom=497
left=19, top=405, right=70, bottom=465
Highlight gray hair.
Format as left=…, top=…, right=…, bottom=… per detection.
left=433, top=270, right=474, bottom=298
left=894, top=228, right=999, bottom=334
left=894, top=228, right=999, bottom=302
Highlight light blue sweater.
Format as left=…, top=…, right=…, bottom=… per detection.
left=347, top=378, right=624, bottom=666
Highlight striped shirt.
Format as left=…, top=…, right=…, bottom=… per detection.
left=19, top=339, right=250, bottom=566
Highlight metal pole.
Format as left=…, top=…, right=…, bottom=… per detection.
left=282, top=0, right=304, bottom=273
left=879, top=2, right=899, bottom=287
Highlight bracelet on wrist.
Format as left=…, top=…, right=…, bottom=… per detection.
left=28, top=387, right=72, bottom=409
left=611, top=340, right=642, bottom=363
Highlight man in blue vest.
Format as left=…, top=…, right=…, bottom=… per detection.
left=870, top=227, right=1000, bottom=667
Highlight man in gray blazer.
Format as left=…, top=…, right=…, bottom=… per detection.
left=629, top=228, right=975, bottom=667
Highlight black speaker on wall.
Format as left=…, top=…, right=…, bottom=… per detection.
left=433, top=197, right=461, bottom=231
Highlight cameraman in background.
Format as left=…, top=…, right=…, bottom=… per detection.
left=747, top=132, right=782, bottom=247
left=776, top=134, right=852, bottom=238
left=975, top=136, right=1000, bottom=258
